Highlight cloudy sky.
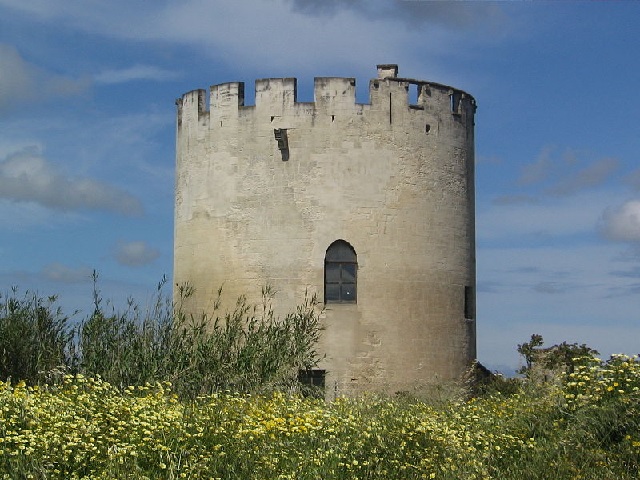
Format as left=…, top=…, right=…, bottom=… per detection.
left=1, top=1, right=638, bottom=373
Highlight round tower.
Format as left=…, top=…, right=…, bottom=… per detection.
left=174, top=64, right=477, bottom=397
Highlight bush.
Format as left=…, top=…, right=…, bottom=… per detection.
left=0, top=288, right=74, bottom=384
left=0, top=277, right=322, bottom=399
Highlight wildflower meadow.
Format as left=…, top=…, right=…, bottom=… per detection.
left=1, top=283, right=639, bottom=479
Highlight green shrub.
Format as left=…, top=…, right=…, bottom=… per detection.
left=0, top=276, right=322, bottom=399
left=0, top=288, right=74, bottom=384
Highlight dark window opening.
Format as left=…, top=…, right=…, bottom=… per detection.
left=464, top=285, right=475, bottom=320
left=450, top=92, right=460, bottom=114
left=274, top=128, right=289, bottom=161
left=298, top=369, right=325, bottom=397
left=325, top=240, right=357, bottom=304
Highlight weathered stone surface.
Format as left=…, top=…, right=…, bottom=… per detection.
left=174, top=64, right=477, bottom=398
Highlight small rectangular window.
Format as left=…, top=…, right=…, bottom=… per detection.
left=298, top=369, right=326, bottom=397
left=450, top=92, right=460, bottom=114
left=464, top=285, right=475, bottom=320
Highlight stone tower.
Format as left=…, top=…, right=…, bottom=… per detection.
left=174, top=64, right=477, bottom=397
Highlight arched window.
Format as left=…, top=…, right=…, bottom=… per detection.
left=325, top=240, right=357, bottom=303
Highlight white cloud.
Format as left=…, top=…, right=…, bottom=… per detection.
left=0, top=0, right=505, bottom=38
left=152, top=1, right=412, bottom=76
left=42, top=263, right=93, bottom=284
left=600, top=200, right=640, bottom=243
left=0, top=0, right=143, bottom=32
left=0, top=147, right=143, bottom=216
left=0, top=199, right=76, bottom=230
left=0, top=1, right=506, bottom=86
left=114, top=241, right=160, bottom=267
left=477, top=190, right=616, bottom=241
left=0, top=44, right=35, bottom=109
left=516, top=146, right=618, bottom=195
left=1, top=110, right=173, bottom=180
left=532, top=281, right=568, bottom=294
left=0, top=0, right=70, bottom=18
left=480, top=245, right=610, bottom=290
left=287, top=0, right=505, bottom=30
left=517, top=145, right=556, bottom=186
left=94, top=65, right=182, bottom=85
left=0, top=0, right=504, bottom=27
left=477, top=243, right=639, bottom=325
left=492, top=194, right=538, bottom=206
left=0, top=44, right=89, bottom=111
left=547, top=157, right=619, bottom=196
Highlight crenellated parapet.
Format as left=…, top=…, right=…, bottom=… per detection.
left=176, top=64, right=476, bottom=132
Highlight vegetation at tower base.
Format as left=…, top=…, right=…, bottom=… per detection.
left=0, top=276, right=323, bottom=399
left=2, top=287, right=639, bottom=478
left=0, top=350, right=638, bottom=478
left=0, top=288, right=74, bottom=386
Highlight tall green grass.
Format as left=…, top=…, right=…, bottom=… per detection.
left=0, top=288, right=74, bottom=385
left=0, top=274, right=322, bottom=398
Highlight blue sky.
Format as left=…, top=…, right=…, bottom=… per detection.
left=1, top=1, right=638, bottom=373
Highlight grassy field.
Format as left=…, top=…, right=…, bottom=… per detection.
left=1, top=354, right=639, bottom=479
left=1, top=285, right=639, bottom=478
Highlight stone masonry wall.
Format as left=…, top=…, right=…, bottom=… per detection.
left=174, top=64, right=477, bottom=397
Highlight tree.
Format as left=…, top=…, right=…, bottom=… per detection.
left=517, top=334, right=599, bottom=377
